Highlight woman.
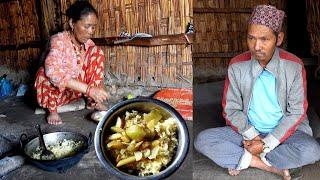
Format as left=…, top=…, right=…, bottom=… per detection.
left=35, top=0, right=108, bottom=125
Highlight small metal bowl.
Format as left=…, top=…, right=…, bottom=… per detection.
left=94, top=97, right=189, bottom=180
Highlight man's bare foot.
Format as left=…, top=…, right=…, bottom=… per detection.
left=228, top=168, right=241, bottom=176
left=282, top=169, right=291, bottom=180
left=47, top=112, right=62, bottom=125
left=270, top=168, right=291, bottom=180
left=250, top=155, right=291, bottom=180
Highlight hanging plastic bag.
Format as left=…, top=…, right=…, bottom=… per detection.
left=16, top=84, right=28, bottom=96
left=0, top=74, right=13, bottom=97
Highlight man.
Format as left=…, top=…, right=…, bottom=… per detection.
left=194, top=5, right=320, bottom=180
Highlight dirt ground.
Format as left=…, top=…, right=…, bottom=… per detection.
left=0, top=87, right=193, bottom=180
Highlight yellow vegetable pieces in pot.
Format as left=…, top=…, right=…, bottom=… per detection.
left=116, top=151, right=143, bottom=167
left=105, top=110, right=177, bottom=176
left=125, top=125, right=146, bottom=142
left=144, top=110, right=162, bottom=131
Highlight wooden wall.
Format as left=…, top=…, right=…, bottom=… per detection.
left=306, top=0, right=320, bottom=56
left=193, top=0, right=287, bottom=83
left=85, top=0, right=193, bottom=87
left=0, top=0, right=193, bottom=88
left=0, top=0, right=41, bottom=71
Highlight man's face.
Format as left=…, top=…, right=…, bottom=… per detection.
left=247, top=24, right=283, bottom=66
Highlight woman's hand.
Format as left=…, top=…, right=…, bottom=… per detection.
left=66, top=78, right=109, bottom=104
left=87, top=86, right=109, bottom=104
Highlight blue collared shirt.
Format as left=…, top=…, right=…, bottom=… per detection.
left=248, top=69, right=283, bottom=133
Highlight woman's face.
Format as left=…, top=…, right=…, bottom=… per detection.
left=72, top=13, right=98, bottom=44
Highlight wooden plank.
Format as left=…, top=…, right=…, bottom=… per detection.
left=0, top=33, right=193, bottom=50
left=301, top=57, right=318, bottom=66
left=92, top=33, right=194, bottom=46
left=193, top=8, right=252, bottom=13
left=0, top=41, right=43, bottom=51
left=192, top=52, right=240, bottom=58
left=0, top=0, right=19, bottom=3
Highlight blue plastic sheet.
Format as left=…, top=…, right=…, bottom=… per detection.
left=0, top=76, right=13, bottom=97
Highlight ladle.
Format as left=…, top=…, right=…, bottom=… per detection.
left=35, top=124, right=55, bottom=160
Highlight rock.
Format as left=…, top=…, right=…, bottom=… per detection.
left=0, top=156, right=25, bottom=177
left=34, top=98, right=86, bottom=114
left=0, top=135, right=14, bottom=158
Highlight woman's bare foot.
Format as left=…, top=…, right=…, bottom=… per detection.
left=91, top=110, right=108, bottom=122
left=228, top=168, right=241, bottom=176
left=94, top=103, right=107, bottom=111
left=86, top=101, right=94, bottom=110
left=47, top=112, right=62, bottom=125
left=86, top=102, right=107, bottom=111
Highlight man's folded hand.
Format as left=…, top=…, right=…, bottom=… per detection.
left=243, top=139, right=264, bottom=155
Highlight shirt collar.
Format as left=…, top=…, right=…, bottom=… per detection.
left=251, top=47, right=280, bottom=77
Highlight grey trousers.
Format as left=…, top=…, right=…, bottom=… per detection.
left=194, top=126, right=320, bottom=170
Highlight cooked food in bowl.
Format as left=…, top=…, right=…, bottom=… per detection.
left=31, top=139, right=84, bottom=160
left=105, top=109, right=178, bottom=176
left=95, top=98, right=189, bottom=180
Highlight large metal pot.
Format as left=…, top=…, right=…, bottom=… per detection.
left=20, top=131, right=92, bottom=173
left=94, top=97, right=189, bottom=180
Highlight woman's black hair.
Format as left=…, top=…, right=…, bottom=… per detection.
left=66, top=0, right=98, bottom=22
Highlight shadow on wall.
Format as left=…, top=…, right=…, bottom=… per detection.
left=193, top=81, right=225, bottom=135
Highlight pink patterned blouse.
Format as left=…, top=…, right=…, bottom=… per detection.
left=44, top=31, right=95, bottom=91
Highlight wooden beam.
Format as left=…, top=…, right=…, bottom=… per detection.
left=193, top=8, right=252, bottom=13
left=92, top=33, right=194, bottom=46
left=193, top=53, right=319, bottom=66
left=0, top=34, right=193, bottom=51
left=0, top=41, right=43, bottom=51
left=193, top=52, right=240, bottom=58
left=301, top=57, right=318, bottom=66
left=0, top=0, right=19, bottom=3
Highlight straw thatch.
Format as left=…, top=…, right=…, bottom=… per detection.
left=0, top=0, right=41, bottom=70
left=83, top=0, right=193, bottom=87
left=306, top=0, right=320, bottom=56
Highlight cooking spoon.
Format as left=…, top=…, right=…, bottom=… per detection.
left=35, top=124, right=55, bottom=160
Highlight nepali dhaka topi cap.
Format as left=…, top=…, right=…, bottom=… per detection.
left=248, top=5, right=286, bottom=33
